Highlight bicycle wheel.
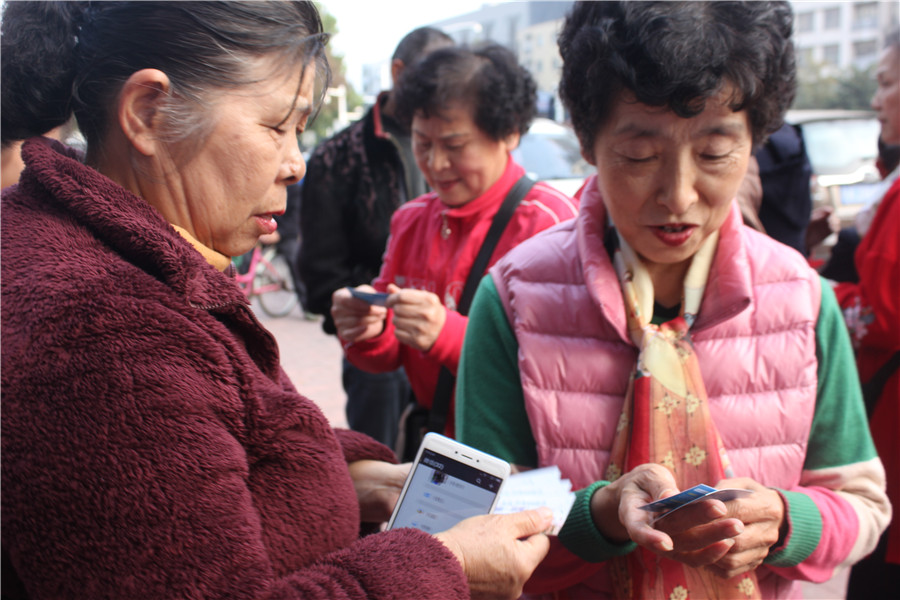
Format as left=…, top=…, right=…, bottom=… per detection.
left=255, top=247, right=299, bottom=318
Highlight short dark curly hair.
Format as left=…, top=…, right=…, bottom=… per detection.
left=395, top=43, right=537, bottom=141
left=558, top=1, right=796, bottom=160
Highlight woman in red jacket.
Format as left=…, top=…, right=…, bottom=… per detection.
left=332, top=45, right=578, bottom=445
left=841, top=27, right=900, bottom=598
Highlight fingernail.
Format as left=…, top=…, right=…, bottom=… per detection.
left=659, top=539, right=673, bottom=552
left=537, top=507, right=554, bottom=521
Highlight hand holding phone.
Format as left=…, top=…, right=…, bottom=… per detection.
left=387, top=433, right=511, bottom=534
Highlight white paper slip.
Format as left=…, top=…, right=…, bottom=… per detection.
left=494, top=466, right=576, bottom=535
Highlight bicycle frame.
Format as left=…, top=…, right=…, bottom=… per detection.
left=234, top=244, right=298, bottom=317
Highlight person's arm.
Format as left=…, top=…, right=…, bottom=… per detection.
left=1, top=299, right=467, bottom=600
left=763, top=280, right=890, bottom=581
left=299, top=150, right=358, bottom=333
left=456, top=275, right=537, bottom=466
left=456, top=277, right=624, bottom=593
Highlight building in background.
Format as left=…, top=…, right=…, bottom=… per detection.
left=790, top=0, right=899, bottom=73
left=360, top=1, right=898, bottom=121
left=360, top=1, right=573, bottom=115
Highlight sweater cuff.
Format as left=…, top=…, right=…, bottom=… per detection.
left=559, top=481, right=636, bottom=562
left=333, top=428, right=398, bottom=464
left=764, top=489, right=822, bottom=568
left=426, top=308, right=466, bottom=374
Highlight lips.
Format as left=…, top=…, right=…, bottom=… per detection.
left=255, top=213, right=279, bottom=235
left=434, top=180, right=458, bottom=192
left=650, top=223, right=697, bottom=247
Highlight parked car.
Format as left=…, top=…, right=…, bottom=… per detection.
left=513, top=118, right=592, bottom=197
left=787, top=109, right=883, bottom=226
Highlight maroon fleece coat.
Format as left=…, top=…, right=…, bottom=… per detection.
left=1, top=138, right=468, bottom=599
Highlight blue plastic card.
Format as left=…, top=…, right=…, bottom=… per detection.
left=640, top=484, right=718, bottom=512
left=348, top=287, right=390, bottom=306
left=639, top=484, right=753, bottom=522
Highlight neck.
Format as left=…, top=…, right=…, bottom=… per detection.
left=380, top=92, right=397, bottom=121
left=646, top=259, right=690, bottom=308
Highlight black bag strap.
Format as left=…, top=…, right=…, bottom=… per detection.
left=862, top=350, right=900, bottom=418
left=427, top=175, right=535, bottom=434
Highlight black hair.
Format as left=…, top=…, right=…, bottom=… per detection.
left=392, top=27, right=454, bottom=66
left=1, top=1, right=330, bottom=155
left=558, top=1, right=796, bottom=158
left=395, top=44, right=537, bottom=141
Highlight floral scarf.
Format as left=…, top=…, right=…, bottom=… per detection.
left=606, top=227, right=760, bottom=600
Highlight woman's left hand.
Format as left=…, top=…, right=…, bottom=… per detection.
left=347, top=460, right=411, bottom=523
left=385, top=283, right=447, bottom=352
left=704, top=477, right=786, bottom=579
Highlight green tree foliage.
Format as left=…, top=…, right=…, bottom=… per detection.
left=305, top=4, right=363, bottom=148
left=794, top=63, right=877, bottom=111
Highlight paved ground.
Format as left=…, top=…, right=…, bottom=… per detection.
left=255, top=301, right=850, bottom=599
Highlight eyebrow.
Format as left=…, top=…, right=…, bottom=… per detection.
left=612, top=121, right=747, bottom=139
left=412, top=129, right=469, bottom=141
left=274, top=98, right=313, bottom=129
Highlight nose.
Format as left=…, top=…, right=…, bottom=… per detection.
left=656, top=154, right=699, bottom=216
left=871, top=87, right=882, bottom=111
left=280, top=135, right=305, bottom=184
left=427, top=146, right=450, bottom=173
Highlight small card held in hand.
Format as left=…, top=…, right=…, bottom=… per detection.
left=348, top=287, right=390, bottom=306
left=640, top=484, right=753, bottom=520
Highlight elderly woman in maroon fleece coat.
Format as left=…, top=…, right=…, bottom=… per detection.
left=0, top=2, right=552, bottom=599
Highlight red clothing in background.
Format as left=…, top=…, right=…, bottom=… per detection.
left=835, top=177, right=900, bottom=564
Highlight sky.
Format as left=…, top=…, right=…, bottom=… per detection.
left=320, top=0, right=496, bottom=90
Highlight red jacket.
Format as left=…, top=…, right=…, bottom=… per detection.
left=343, top=157, right=578, bottom=436
left=1, top=138, right=468, bottom=599
left=835, top=176, right=900, bottom=564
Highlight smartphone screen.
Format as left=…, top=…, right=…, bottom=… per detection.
left=388, top=448, right=504, bottom=534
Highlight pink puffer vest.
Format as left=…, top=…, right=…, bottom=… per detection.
left=491, top=176, right=821, bottom=599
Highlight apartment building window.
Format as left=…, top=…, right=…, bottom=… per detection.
left=854, top=39, right=878, bottom=61
left=823, top=44, right=840, bottom=66
left=798, top=47, right=815, bottom=68
left=797, top=11, right=814, bottom=33
left=853, top=2, right=878, bottom=30
left=824, top=7, right=840, bottom=30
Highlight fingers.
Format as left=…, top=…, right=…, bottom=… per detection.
left=331, top=286, right=387, bottom=343
left=385, top=287, right=446, bottom=352
left=509, top=507, right=555, bottom=538
left=434, top=510, right=552, bottom=600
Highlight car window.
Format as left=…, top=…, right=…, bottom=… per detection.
left=800, top=118, right=879, bottom=176
left=513, top=128, right=592, bottom=180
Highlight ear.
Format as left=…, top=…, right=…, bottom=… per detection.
left=503, top=131, right=521, bottom=152
left=390, top=58, right=405, bottom=88
left=581, top=145, right=596, bottom=166
left=117, top=69, right=172, bottom=157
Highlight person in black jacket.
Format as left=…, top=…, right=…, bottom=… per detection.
left=298, top=27, right=452, bottom=449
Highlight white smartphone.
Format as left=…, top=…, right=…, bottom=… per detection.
left=386, top=433, right=511, bottom=534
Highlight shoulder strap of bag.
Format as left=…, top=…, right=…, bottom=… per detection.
left=862, top=350, right=900, bottom=418
left=427, top=175, right=535, bottom=434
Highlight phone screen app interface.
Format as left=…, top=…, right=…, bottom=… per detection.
left=392, top=449, right=503, bottom=533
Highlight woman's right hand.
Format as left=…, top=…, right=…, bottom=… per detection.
left=434, top=508, right=553, bottom=600
left=331, top=285, right=388, bottom=343
left=591, top=464, right=745, bottom=567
